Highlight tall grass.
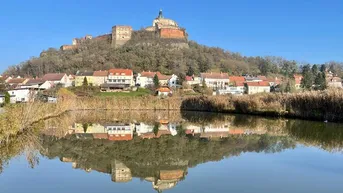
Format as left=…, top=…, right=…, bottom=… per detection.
left=181, top=89, right=343, bottom=122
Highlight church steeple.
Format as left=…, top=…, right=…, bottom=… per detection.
left=158, top=9, right=163, bottom=19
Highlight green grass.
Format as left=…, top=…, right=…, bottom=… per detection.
left=95, top=88, right=152, bottom=97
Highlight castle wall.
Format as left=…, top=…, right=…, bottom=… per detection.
left=159, top=28, right=186, bottom=39
left=112, top=26, right=132, bottom=48
left=60, top=45, right=77, bottom=51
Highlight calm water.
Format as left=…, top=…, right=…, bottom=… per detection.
left=1, top=111, right=343, bottom=193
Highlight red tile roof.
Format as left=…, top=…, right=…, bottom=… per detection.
left=26, top=78, right=44, bottom=85
left=246, top=81, right=270, bottom=87
left=7, top=78, right=27, bottom=84
left=42, top=73, right=66, bottom=81
left=108, top=69, right=133, bottom=76
left=160, top=170, right=184, bottom=180
left=229, top=76, right=245, bottom=82
left=93, top=70, right=108, bottom=76
left=234, top=81, right=245, bottom=87
left=157, top=87, right=171, bottom=92
left=201, top=72, right=229, bottom=79
left=185, top=76, right=193, bottom=81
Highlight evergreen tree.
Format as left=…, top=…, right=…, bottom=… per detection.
left=301, top=65, right=313, bottom=90
left=82, top=77, right=88, bottom=87
left=314, top=72, right=327, bottom=90
left=177, top=73, right=186, bottom=85
left=4, top=92, right=10, bottom=104
left=312, top=64, right=319, bottom=76
left=320, top=64, right=326, bottom=73
left=285, top=81, right=291, bottom=93
left=186, top=66, right=195, bottom=76
left=153, top=74, right=159, bottom=87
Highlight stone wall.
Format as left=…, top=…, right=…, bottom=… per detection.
left=112, top=26, right=133, bottom=47
left=60, top=45, right=77, bottom=51
left=159, top=28, right=186, bottom=39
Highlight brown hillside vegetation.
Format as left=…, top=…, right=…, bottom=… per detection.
left=5, top=30, right=302, bottom=78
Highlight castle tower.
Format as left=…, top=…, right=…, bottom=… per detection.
left=112, top=25, right=132, bottom=48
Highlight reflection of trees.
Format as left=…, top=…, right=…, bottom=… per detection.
left=0, top=131, right=41, bottom=174
left=40, top=134, right=295, bottom=179
left=285, top=120, right=343, bottom=152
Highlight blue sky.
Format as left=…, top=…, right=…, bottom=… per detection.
left=0, top=0, right=342, bottom=72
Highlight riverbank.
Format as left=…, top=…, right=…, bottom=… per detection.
left=1, top=89, right=343, bottom=142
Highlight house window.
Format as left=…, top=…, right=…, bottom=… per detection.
left=122, top=80, right=125, bottom=83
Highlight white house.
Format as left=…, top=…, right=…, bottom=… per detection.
left=20, top=78, right=53, bottom=90
left=42, top=73, right=71, bottom=87
left=136, top=71, right=171, bottom=88
left=168, top=74, right=178, bottom=88
left=0, top=94, right=5, bottom=104
left=200, top=123, right=230, bottom=138
left=245, top=81, right=270, bottom=94
left=216, top=81, right=245, bottom=95
left=8, top=88, right=37, bottom=103
left=101, top=69, right=134, bottom=91
left=185, top=76, right=201, bottom=85
left=156, top=87, right=172, bottom=97
left=135, top=123, right=154, bottom=136
left=200, top=72, right=229, bottom=90
left=104, top=122, right=134, bottom=141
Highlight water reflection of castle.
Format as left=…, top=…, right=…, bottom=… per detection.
left=61, top=157, right=186, bottom=192
left=66, top=119, right=268, bottom=141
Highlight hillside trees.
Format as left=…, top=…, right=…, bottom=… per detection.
left=5, top=30, right=341, bottom=78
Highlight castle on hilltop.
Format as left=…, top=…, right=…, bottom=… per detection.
left=60, top=10, right=187, bottom=50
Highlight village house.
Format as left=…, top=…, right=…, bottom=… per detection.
left=92, top=70, right=108, bottom=86
left=135, top=123, right=154, bottom=136
left=42, top=73, right=72, bottom=87
left=217, top=81, right=245, bottom=95
left=101, top=69, right=134, bottom=91
left=245, top=81, right=270, bottom=94
left=327, top=77, right=342, bottom=88
left=104, top=122, right=134, bottom=141
left=294, top=74, right=303, bottom=89
left=0, top=75, right=12, bottom=83
left=244, top=76, right=263, bottom=82
left=8, top=88, right=37, bottom=103
left=156, top=87, right=172, bottom=97
left=136, top=71, right=171, bottom=88
left=20, top=78, right=53, bottom=90
left=75, top=71, right=94, bottom=87
left=200, top=123, right=230, bottom=138
left=0, top=93, right=5, bottom=105
left=200, top=72, right=229, bottom=90
left=185, top=75, right=201, bottom=85
left=7, top=78, right=29, bottom=88
left=168, top=74, right=178, bottom=88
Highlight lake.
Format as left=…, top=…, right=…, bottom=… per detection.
left=1, top=111, right=343, bottom=193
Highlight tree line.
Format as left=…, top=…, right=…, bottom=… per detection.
left=4, top=30, right=343, bottom=79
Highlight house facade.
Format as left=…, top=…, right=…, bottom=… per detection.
left=75, top=71, right=94, bottom=87
left=101, top=69, right=134, bottom=91
left=136, top=71, right=171, bottom=88
left=200, top=72, right=229, bottom=90
left=294, top=74, right=303, bottom=89
left=8, top=88, right=37, bottom=103
left=93, top=70, right=108, bottom=86
left=105, top=123, right=134, bottom=141
left=245, top=81, right=270, bottom=94
left=43, top=73, right=71, bottom=87
left=327, top=77, right=342, bottom=88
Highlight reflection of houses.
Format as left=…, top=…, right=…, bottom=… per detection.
left=105, top=123, right=134, bottom=141
left=153, top=170, right=185, bottom=192
left=111, top=160, right=132, bottom=183
left=200, top=123, right=230, bottom=138
left=135, top=123, right=154, bottom=136
left=185, top=125, right=202, bottom=135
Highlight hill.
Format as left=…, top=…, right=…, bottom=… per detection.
left=4, top=30, right=300, bottom=78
